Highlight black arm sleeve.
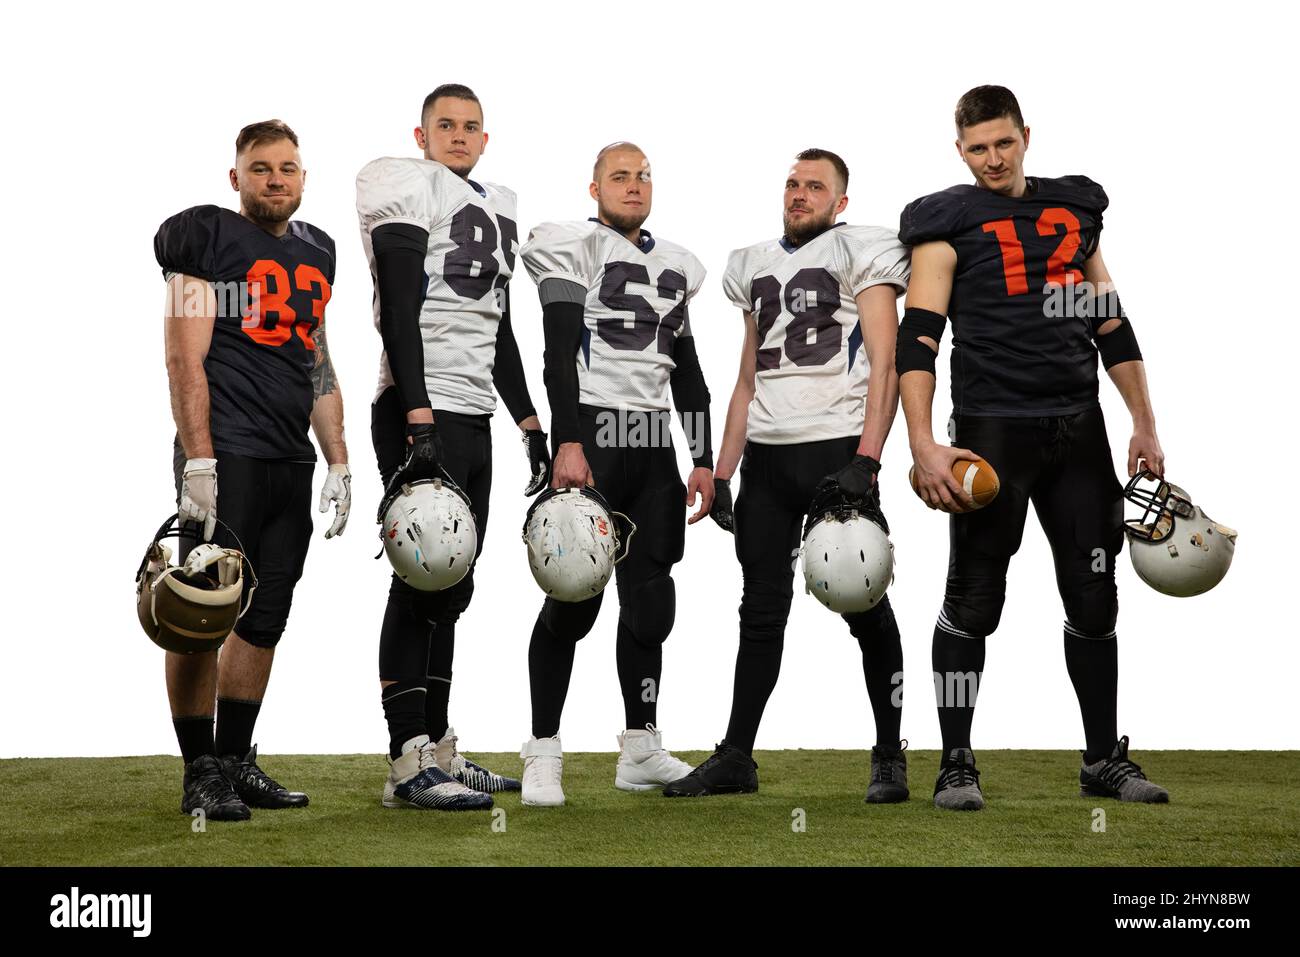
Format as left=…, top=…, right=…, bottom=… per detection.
left=372, top=222, right=432, bottom=415
left=541, top=300, right=585, bottom=445
left=670, top=335, right=714, bottom=470
left=491, top=286, right=538, bottom=425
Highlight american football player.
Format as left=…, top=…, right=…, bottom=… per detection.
left=897, top=86, right=1169, bottom=810
left=517, top=142, right=715, bottom=806
left=662, top=149, right=912, bottom=801
left=357, top=85, right=548, bottom=810
left=155, top=119, right=351, bottom=821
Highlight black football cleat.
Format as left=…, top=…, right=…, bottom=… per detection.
left=181, top=754, right=251, bottom=821
left=1080, top=735, right=1169, bottom=803
left=221, top=745, right=309, bottom=809
left=865, top=741, right=909, bottom=804
left=662, top=741, right=758, bottom=797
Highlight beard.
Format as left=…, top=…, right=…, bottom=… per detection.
left=600, top=204, right=649, bottom=235
left=244, top=192, right=302, bottom=225
left=782, top=206, right=837, bottom=246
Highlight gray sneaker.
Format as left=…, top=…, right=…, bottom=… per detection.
left=865, top=741, right=909, bottom=804
left=933, top=747, right=984, bottom=811
left=1080, top=736, right=1169, bottom=803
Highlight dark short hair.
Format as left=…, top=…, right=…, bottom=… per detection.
left=954, top=85, right=1025, bottom=132
left=235, top=119, right=298, bottom=156
left=421, top=84, right=482, bottom=126
left=795, top=148, right=849, bottom=192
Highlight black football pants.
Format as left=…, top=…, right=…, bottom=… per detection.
left=724, top=437, right=904, bottom=756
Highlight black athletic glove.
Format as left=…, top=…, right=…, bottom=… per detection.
left=711, top=477, right=735, bottom=533
left=523, top=428, right=551, bottom=496
left=387, top=422, right=442, bottom=497
left=830, top=454, right=881, bottom=503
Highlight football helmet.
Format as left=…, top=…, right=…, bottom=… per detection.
left=521, top=486, right=635, bottom=602
left=135, top=515, right=256, bottom=654
left=1123, top=470, right=1237, bottom=597
left=379, top=476, right=477, bottom=592
left=801, top=483, right=894, bottom=614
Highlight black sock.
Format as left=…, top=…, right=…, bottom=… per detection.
left=528, top=612, right=576, bottom=738
left=616, top=618, right=662, bottom=730
left=214, top=697, right=261, bottom=758
left=724, top=635, right=784, bottom=756
left=174, top=715, right=215, bottom=765
left=382, top=680, right=428, bottom=759
left=425, top=622, right=454, bottom=742
left=932, top=625, right=986, bottom=753
left=1064, top=629, right=1119, bottom=763
left=848, top=601, right=904, bottom=750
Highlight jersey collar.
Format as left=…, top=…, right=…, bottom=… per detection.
left=589, top=217, right=655, bottom=253
left=779, top=220, right=845, bottom=253
left=467, top=179, right=487, bottom=198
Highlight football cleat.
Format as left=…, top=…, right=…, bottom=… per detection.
left=1080, top=735, right=1169, bottom=803
left=865, top=741, right=909, bottom=804
left=434, top=726, right=521, bottom=793
left=662, top=741, right=758, bottom=797
left=382, top=735, right=493, bottom=811
left=181, top=754, right=251, bottom=821
left=615, top=724, right=696, bottom=791
left=933, top=747, right=984, bottom=811
left=520, top=735, right=565, bottom=807
left=221, top=744, right=309, bottom=809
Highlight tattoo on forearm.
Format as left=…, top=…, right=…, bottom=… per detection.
left=311, top=326, right=338, bottom=398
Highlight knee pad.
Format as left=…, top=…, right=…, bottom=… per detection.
left=1061, top=569, right=1118, bottom=639
left=618, top=575, right=676, bottom=647
left=433, top=573, right=475, bottom=627
left=938, top=582, right=1006, bottom=639
left=539, top=594, right=603, bottom=643
left=231, top=625, right=283, bottom=650
left=843, top=595, right=899, bottom=642
left=738, top=585, right=794, bottom=649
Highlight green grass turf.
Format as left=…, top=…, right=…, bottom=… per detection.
left=0, top=750, right=1295, bottom=866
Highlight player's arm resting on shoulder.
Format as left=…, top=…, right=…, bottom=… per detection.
left=371, top=222, right=434, bottom=425
left=164, top=272, right=216, bottom=459
left=491, top=285, right=541, bottom=431
left=539, top=278, right=592, bottom=487
left=897, top=242, right=976, bottom=511
left=856, top=283, right=902, bottom=462
left=715, top=311, right=758, bottom=482
left=1084, top=247, right=1162, bottom=476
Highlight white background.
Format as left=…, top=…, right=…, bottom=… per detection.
left=2, top=0, right=1292, bottom=758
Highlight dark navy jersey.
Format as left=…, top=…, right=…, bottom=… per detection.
left=899, top=175, right=1107, bottom=416
left=155, top=205, right=336, bottom=460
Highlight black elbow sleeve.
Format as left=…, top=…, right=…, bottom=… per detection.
left=670, top=336, right=713, bottom=469
left=542, top=301, right=585, bottom=445
left=373, top=223, right=432, bottom=414
left=896, top=307, right=947, bottom=378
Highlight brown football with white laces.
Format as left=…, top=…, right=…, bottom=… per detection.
left=909, top=457, right=1000, bottom=510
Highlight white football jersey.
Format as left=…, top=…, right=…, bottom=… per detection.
left=521, top=220, right=706, bottom=412
left=722, top=224, right=909, bottom=444
left=356, top=156, right=519, bottom=414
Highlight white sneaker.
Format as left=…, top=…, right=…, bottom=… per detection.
left=382, top=735, right=493, bottom=811
left=615, top=724, right=696, bottom=791
left=520, top=735, right=565, bottom=807
left=433, top=726, right=522, bottom=793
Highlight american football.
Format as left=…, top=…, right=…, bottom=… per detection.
left=909, top=457, right=1000, bottom=509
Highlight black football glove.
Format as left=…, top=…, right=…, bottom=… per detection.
left=830, top=454, right=881, bottom=503
left=386, top=422, right=442, bottom=498
left=523, top=428, right=551, bottom=496
left=710, top=477, right=735, bottom=533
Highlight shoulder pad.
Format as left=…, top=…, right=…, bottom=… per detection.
left=154, top=205, right=226, bottom=280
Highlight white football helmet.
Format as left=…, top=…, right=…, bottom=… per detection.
left=1123, top=470, right=1237, bottom=597
left=801, top=487, right=894, bottom=615
left=522, top=486, right=635, bottom=602
left=379, top=477, right=477, bottom=592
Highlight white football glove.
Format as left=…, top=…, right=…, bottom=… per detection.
left=180, top=458, right=218, bottom=541
left=319, top=463, right=351, bottom=539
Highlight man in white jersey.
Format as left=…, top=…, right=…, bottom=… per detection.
left=516, top=142, right=716, bottom=806
left=356, top=84, right=550, bottom=811
left=663, top=149, right=912, bottom=802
